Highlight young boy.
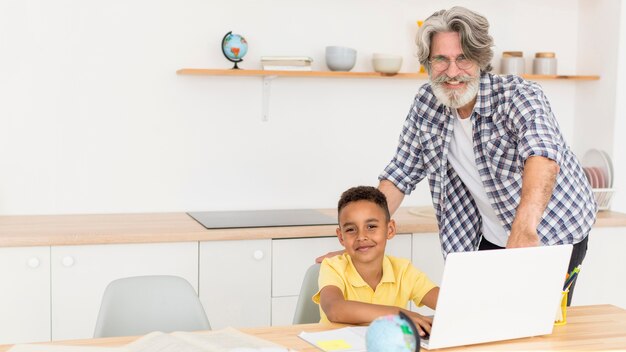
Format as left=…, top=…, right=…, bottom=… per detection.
left=313, top=186, right=439, bottom=336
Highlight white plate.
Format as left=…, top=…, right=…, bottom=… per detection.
left=587, top=167, right=599, bottom=188
left=599, top=150, right=614, bottom=187
left=582, top=149, right=611, bottom=188
left=592, top=167, right=606, bottom=188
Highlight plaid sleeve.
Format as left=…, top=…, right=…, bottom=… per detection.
left=379, top=97, right=428, bottom=195
left=510, top=83, right=565, bottom=167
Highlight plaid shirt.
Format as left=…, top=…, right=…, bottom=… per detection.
left=380, top=72, right=597, bottom=258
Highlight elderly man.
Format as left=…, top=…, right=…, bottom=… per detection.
left=380, top=6, right=596, bottom=302
left=321, top=6, right=596, bottom=304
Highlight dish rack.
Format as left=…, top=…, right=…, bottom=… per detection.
left=593, top=188, right=615, bottom=211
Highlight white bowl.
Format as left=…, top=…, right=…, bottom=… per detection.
left=325, top=46, right=357, bottom=71
left=372, top=53, right=403, bottom=74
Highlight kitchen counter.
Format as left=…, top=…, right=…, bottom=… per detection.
left=0, top=207, right=625, bottom=247
left=1, top=208, right=626, bottom=343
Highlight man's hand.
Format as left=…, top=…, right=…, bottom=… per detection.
left=315, top=250, right=344, bottom=263
left=507, top=224, right=540, bottom=248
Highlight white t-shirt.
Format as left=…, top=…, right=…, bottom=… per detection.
left=447, top=109, right=508, bottom=247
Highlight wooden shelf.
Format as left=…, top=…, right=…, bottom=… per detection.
left=177, top=68, right=600, bottom=81
left=521, top=74, right=599, bottom=81
left=177, top=68, right=599, bottom=121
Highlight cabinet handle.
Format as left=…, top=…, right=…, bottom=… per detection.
left=253, top=250, right=264, bottom=260
left=62, top=256, right=75, bottom=267
left=27, top=257, right=40, bottom=268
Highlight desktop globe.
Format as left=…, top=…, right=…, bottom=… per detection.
left=221, top=31, right=248, bottom=69
left=366, top=312, right=420, bottom=352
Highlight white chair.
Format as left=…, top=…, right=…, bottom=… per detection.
left=292, top=264, right=321, bottom=324
left=93, top=275, right=210, bottom=338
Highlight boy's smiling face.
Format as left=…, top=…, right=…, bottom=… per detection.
left=337, top=200, right=396, bottom=264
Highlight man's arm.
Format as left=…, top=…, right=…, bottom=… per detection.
left=378, top=180, right=405, bottom=215
left=320, top=285, right=433, bottom=336
left=507, top=155, right=559, bottom=248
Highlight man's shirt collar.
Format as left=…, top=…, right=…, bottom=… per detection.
left=474, top=72, right=494, bottom=118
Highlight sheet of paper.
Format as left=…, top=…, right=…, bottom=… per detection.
left=125, top=328, right=289, bottom=352
left=125, top=332, right=206, bottom=352
left=173, top=327, right=288, bottom=351
left=298, top=327, right=367, bottom=352
left=8, top=344, right=128, bottom=352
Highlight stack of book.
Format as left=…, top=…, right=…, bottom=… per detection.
left=261, top=56, right=313, bottom=71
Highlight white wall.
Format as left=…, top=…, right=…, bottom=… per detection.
left=0, top=0, right=615, bottom=215
left=575, top=0, right=620, bottom=159
left=610, top=0, right=626, bottom=212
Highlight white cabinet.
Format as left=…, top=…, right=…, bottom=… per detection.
left=387, top=234, right=413, bottom=260
left=199, top=239, right=271, bottom=329
left=272, top=236, right=338, bottom=299
left=271, top=236, right=338, bottom=326
left=0, top=246, right=50, bottom=344
left=411, top=233, right=445, bottom=285
left=571, top=227, right=626, bottom=309
left=3, top=225, right=624, bottom=344
left=51, top=242, right=198, bottom=341
left=270, top=234, right=412, bottom=326
left=271, top=296, right=299, bottom=325
left=411, top=233, right=445, bottom=315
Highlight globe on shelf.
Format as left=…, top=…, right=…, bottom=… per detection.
left=221, top=31, right=248, bottom=69
left=366, top=311, right=420, bottom=352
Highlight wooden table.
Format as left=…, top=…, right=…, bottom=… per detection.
left=1, top=305, right=625, bottom=351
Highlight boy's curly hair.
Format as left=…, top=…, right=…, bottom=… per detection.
left=338, top=186, right=390, bottom=222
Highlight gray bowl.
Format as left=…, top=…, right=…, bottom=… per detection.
left=325, top=46, right=357, bottom=71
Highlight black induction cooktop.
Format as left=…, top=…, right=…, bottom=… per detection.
left=187, top=209, right=337, bottom=229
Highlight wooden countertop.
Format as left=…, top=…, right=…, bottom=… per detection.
left=0, top=207, right=625, bottom=248
left=1, top=305, right=625, bottom=351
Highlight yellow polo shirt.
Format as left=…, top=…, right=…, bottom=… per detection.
left=312, top=253, right=436, bottom=323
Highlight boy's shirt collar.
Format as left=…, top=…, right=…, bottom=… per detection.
left=345, top=254, right=396, bottom=288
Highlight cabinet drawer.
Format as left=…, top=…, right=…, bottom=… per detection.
left=200, top=239, right=271, bottom=329
left=411, top=232, right=444, bottom=285
left=411, top=232, right=443, bottom=315
left=271, top=296, right=298, bottom=326
left=272, top=237, right=338, bottom=297
left=0, top=246, right=50, bottom=344
left=51, top=242, right=198, bottom=341
left=572, top=228, right=626, bottom=308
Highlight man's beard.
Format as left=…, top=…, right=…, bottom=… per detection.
left=430, top=73, right=480, bottom=109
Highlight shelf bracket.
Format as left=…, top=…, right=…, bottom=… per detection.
left=262, top=75, right=277, bottom=122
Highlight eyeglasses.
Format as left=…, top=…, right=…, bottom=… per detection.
left=429, top=55, right=474, bottom=71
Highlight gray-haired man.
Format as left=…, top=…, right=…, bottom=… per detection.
left=378, top=6, right=596, bottom=304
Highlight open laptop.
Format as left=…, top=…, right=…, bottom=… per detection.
left=421, top=244, right=572, bottom=349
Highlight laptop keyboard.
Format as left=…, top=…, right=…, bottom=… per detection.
left=420, top=335, right=430, bottom=349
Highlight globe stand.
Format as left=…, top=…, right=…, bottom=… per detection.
left=399, top=311, right=421, bottom=352
left=231, top=60, right=242, bottom=70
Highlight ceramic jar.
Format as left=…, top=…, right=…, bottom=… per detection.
left=500, top=51, right=525, bottom=75
left=533, top=52, right=557, bottom=75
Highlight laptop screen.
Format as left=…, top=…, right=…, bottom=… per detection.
left=422, top=245, right=572, bottom=349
